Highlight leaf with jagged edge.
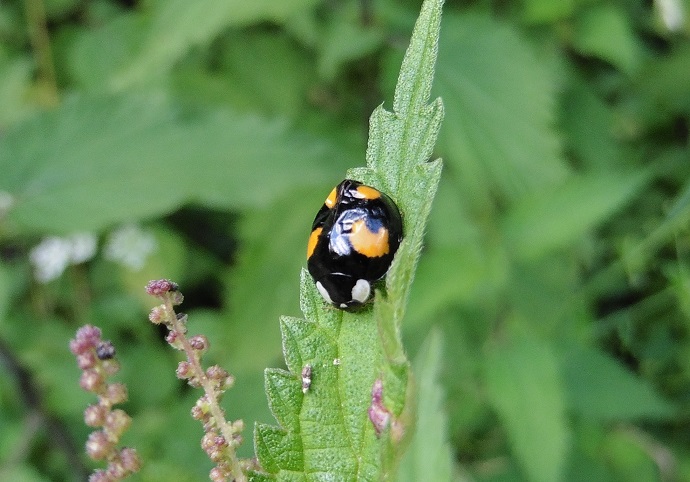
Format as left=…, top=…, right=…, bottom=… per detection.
left=250, top=0, right=444, bottom=480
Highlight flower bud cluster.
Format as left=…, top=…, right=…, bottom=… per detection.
left=145, top=280, right=246, bottom=481
left=70, top=325, right=141, bottom=481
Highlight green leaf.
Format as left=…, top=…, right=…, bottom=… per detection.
left=562, top=347, right=676, bottom=420
left=68, top=13, right=146, bottom=90
left=484, top=334, right=569, bottom=482
left=222, top=188, right=325, bottom=373
left=521, top=0, right=574, bottom=23
left=559, top=77, right=622, bottom=170
left=396, top=329, right=454, bottom=482
left=435, top=12, right=568, bottom=208
left=113, top=0, right=320, bottom=88
left=571, top=4, right=643, bottom=75
left=0, top=94, right=345, bottom=235
left=255, top=0, right=444, bottom=479
left=0, top=52, right=35, bottom=127
left=318, top=17, right=385, bottom=81
left=502, top=171, right=648, bottom=259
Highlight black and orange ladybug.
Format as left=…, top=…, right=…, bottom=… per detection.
left=307, top=179, right=403, bottom=309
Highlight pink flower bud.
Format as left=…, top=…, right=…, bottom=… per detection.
left=368, top=379, right=391, bottom=437
left=189, top=335, right=209, bottom=352
left=80, top=369, right=104, bottom=392
left=176, top=361, right=192, bottom=379
left=148, top=305, right=165, bottom=324
left=209, top=466, right=228, bottom=482
left=86, top=430, right=113, bottom=460
left=145, top=279, right=178, bottom=296
left=77, top=351, right=97, bottom=370
left=206, top=365, right=227, bottom=381
left=105, top=383, right=128, bottom=405
left=84, top=404, right=107, bottom=427
left=105, top=409, right=132, bottom=438
left=119, top=447, right=141, bottom=473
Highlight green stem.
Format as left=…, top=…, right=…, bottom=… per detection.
left=24, top=0, right=59, bottom=106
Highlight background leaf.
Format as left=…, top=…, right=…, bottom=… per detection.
left=502, top=171, right=649, bottom=259
left=435, top=12, right=567, bottom=209
left=396, top=329, right=455, bottom=482
left=113, top=0, right=321, bottom=88
left=0, top=95, right=347, bottom=234
left=484, top=333, right=569, bottom=482
left=562, top=346, right=676, bottom=420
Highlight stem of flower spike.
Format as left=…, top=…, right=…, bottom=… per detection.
left=146, top=280, right=246, bottom=482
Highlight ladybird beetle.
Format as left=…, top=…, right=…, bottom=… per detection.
left=307, top=179, right=403, bottom=309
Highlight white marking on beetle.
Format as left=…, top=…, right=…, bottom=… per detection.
left=316, top=281, right=333, bottom=304
left=351, top=279, right=371, bottom=303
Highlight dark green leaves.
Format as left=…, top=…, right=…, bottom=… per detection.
left=435, top=13, right=567, bottom=208
left=0, top=95, right=343, bottom=234
left=485, top=334, right=569, bottom=482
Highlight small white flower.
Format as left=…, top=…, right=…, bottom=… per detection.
left=68, top=233, right=98, bottom=264
left=30, top=237, right=73, bottom=283
left=656, top=0, right=685, bottom=32
left=104, top=224, right=157, bottom=271
left=29, top=232, right=98, bottom=283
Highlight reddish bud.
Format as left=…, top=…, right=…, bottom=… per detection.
left=119, top=447, right=141, bottom=473
left=176, top=361, right=192, bottom=379
left=105, top=409, right=132, bottom=438
left=189, top=335, right=208, bottom=352
left=86, top=430, right=113, bottom=460
left=214, top=435, right=229, bottom=449
left=73, top=325, right=102, bottom=349
left=77, top=351, right=97, bottom=370
left=165, top=331, right=185, bottom=349
left=368, top=379, right=391, bottom=437
left=105, top=383, right=128, bottom=405
left=201, top=431, right=216, bottom=451
left=191, top=405, right=204, bottom=421
left=206, top=365, right=227, bottom=381
left=80, top=369, right=104, bottom=392
left=145, top=279, right=178, bottom=296
left=209, top=466, right=228, bottom=482
left=148, top=305, right=165, bottom=324
left=84, top=404, right=107, bottom=427
left=106, top=460, right=127, bottom=480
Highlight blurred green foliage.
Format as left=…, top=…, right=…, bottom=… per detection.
left=0, top=0, right=689, bottom=481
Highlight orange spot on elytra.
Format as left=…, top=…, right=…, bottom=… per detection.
left=356, top=185, right=381, bottom=200
left=349, top=220, right=389, bottom=257
left=307, top=227, right=322, bottom=259
left=325, top=188, right=337, bottom=208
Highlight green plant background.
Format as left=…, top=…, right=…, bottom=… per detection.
left=1, top=0, right=689, bottom=481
